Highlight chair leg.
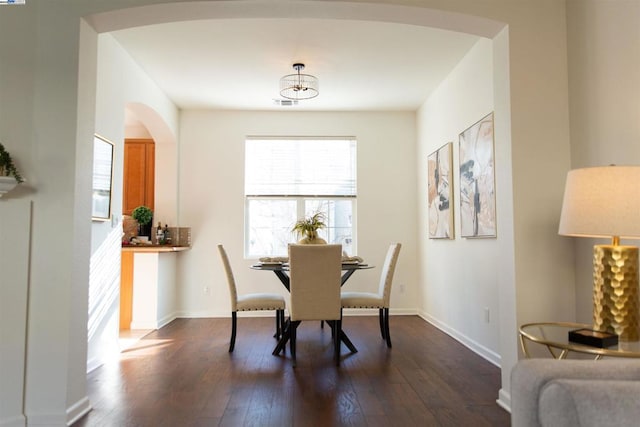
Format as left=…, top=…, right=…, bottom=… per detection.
left=279, top=310, right=285, bottom=339
left=334, top=319, right=341, bottom=366
left=273, top=317, right=290, bottom=356
left=229, top=311, right=237, bottom=352
left=290, top=321, right=300, bottom=367
left=274, top=309, right=282, bottom=339
left=379, top=308, right=386, bottom=340
left=384, top=308, right=392, bottom=348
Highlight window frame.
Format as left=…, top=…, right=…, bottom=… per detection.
left=243, top=137, right=357, bottom=258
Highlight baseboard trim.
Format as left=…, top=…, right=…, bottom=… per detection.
left=0, top=414, right=26, bottom=427
left=497, top=388, right=511, bottom=413
left=171, top=310, right=501, bottom=367
left=342, top=308, right=418, bottom=316
left=66, top=396, right=92, bottom=426
left=86, top=356, right=102, bottom=374
left=418, top=310, right=501, bottom=367
left=21, top=412, right=67, bottom=426
left=157, top=312, right=178, bottom=329
left=174, top=308, right=419, bottom=319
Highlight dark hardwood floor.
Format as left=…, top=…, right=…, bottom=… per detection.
left=75, top=316, right=510, bottom=426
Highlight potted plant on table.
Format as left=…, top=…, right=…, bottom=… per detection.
left=292, top=211, right=327, bottom=244
left=131, top=205, right=153, bottom=238
left=0, top=142, right=24, bottom=198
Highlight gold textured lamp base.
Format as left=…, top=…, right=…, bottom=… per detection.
left=593, top=245, right=639, bottom=341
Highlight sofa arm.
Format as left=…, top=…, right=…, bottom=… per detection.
left=511, top=359, right=640, bottom=427
left=540, top=379, right=640, bottom=427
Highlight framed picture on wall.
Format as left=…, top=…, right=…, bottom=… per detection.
left=92, top=134, right=114, bottom=221
left=458, top=112, right=496, bottom=238
left=428, top=142, right=454, bottom=239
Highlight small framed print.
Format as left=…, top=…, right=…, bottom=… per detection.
left=428, top=142, right=454, bottom=239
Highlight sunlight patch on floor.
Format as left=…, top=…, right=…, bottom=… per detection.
left=118, top=329, right=153, bottom=352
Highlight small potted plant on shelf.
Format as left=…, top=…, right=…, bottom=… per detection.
left=131, top=205, right=153, bottom=238
left=0, top=142, right=24, bottom=198
left=292, top=211, right=327, bottom=244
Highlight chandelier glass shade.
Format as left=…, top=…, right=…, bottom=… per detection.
left=279, top=63, right=319, bottom=100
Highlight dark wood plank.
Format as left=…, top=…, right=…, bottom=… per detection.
left=75, top=316, right=510, bottom=426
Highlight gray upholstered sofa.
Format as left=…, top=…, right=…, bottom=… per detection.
left=511, top=359, right=640, bottom=427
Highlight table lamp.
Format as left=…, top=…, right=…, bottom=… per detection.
left=558, top=165, right=640, bottom=341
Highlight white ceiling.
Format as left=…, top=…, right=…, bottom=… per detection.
left=111, top=18, right=480, bottom=112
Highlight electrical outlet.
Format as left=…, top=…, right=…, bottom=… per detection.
left=484, top=307, right=490, bottom=323
left=399, top=284, right=405, bottom=293
left=203, top=286, right=210, bottom=294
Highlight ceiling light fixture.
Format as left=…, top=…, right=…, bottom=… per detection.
left=279, top=63, right=319, bottom=101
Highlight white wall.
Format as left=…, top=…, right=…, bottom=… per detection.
left=87, top=33, right=179, bottom=374
left=94, top=33, right=180, bottom=239
left=177, top=111, right=418, bottom=317
left=417, top=38, right=501, bottom=364
left=0, top=0, right=580, bottom=423
left=0, top=201, right=31, bottom=427
left=566, top=0, right=640, bottom=324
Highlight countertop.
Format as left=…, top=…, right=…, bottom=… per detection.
left=121, top=245, right=191, bottom=253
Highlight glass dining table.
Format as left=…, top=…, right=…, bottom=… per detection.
left=250, top=261, right=374, bottom=355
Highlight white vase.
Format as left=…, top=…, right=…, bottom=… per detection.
left=0, top=176, right=18, bottom=198
left=298, top=233, right=327, bottom=244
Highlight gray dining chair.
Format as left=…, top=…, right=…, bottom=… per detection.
left=288, top=243, right=343, bottom=367
left=341, top=243, right=401, bottom=348
left=217, top=244, right=285, bottom=352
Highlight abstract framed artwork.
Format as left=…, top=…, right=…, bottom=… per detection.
left=458, top=112, right=497, bottom=238
left=428, top=142, right=454, bottom=239
left=92, top=134, right=114, bottom=221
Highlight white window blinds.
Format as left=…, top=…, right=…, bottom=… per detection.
left=245, top=137, right=357, bottom=197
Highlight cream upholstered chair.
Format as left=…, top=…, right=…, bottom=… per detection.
left=217, top=244, right=285, bottom=352
left=288, top=244, right=343, bottom=367
left=341, top=243, right=401, bottom=348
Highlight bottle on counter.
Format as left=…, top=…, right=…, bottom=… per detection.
left=163, top=224, right=171, bottom=245
left=156, top=222, right=164, bottom=244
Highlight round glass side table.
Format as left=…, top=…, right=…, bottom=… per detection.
left=519, top=322, right=640, bottom=359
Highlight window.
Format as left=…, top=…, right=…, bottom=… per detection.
left=245, top=137, right=357, bottom=258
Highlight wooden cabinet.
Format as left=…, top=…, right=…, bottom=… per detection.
left=123, top=139, right=155, bottom=215
left=119, top=251, right=134, bottom=330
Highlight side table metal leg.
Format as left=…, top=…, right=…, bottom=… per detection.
left=519, top=334, right=531, bottom=358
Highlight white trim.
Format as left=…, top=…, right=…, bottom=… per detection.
left=157, top=312, right=178, bottom=329
left=174, top=308, right=419, bottom=319
left=342, top=308, right=418, bottom=316
left=129, top=320, right=159, bottom=330
left=168, top=310, right=502, bottom=367
left=418, top=310, right=501, bottom=367
left=497, top=388, right=511, bottom=413
left=21, top=413, right=67, bottom=426
left=0, top=415, right=26, bottom=427
left=66, top=397, right=92, bottom=426
left=86, top=356, right=103, bottom=374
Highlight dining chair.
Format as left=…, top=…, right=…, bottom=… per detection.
left=288, top=243, right=343, bottom=367
left=341, top=243, right=401, bottom=348
left=217, top=244, right=286, bottom=352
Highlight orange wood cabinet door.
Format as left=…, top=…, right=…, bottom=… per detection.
left=123, top=139, right=155, bottom=215
left=119, top=251, right=134, bottom=330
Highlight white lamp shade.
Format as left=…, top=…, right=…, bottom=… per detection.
left=558, top=166, right=640, bottom=239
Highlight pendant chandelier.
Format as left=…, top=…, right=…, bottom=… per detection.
left=279, top=63, right=319, bottom=100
